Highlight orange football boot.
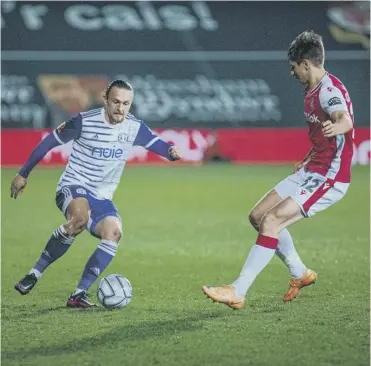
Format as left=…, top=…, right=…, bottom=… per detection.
left=283, top=269, right=317, bottom=302
left=201, top=284, right=245, bottom=309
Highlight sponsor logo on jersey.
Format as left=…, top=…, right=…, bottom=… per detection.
left=304, top=112, right=320, bottom=124
left=76, top=188, right=87, bottom=194
left=92, top=147, right=124, bottom=159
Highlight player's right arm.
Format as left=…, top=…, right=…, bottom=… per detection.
left=10, top=114, right=82, bottom=199
left=134, top=122, right=181, bottom=161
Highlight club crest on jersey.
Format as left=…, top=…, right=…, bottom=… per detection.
left=310, top=97, right=315, bottom=111
left=118, top=133, right=134, bottom=143
left=118, top=133, right=126, bottom=142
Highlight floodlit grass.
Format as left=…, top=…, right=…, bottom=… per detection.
left=2, top=165, right=369, bottom=366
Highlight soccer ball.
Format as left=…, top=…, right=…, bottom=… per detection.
left=97, top=274, right=132, bottom=309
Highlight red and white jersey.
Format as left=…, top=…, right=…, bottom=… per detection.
left=304, top=72, right=354, bottom=183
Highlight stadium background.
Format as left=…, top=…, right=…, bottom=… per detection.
left=1, top=0, right=370, bottom=165
left=1, top=2, right=370, bottom=366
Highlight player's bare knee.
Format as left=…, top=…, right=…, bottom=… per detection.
left=74, top=215, right=89, bottom=232
left=65, top=198, right=89, bottom=235
left=102, top=228, right=122, bottom=243
left=102, top=220, right=122, bottom=242
left=248, top=210, right=261, bottom=231
left=65, top=213, right=89, bottom=235
left=95, top=216, right=123, bottom=243
left=260, top=212, right=279, bottom=232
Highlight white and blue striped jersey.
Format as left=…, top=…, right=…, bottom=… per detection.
left=53, top=108, right=170, bottom=200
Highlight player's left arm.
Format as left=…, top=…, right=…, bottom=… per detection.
left=133, top=122, right=181, bottom=161
left=322, top=110, right=353, bottom=138
left=10, top=114, right=82, bottom=199
left=320, top=87, right=353, bottom=138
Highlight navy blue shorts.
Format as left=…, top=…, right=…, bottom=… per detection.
left=56, top=185, right=121, bottom=237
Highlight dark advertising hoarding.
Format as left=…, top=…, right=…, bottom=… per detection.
left=1, top=1, right=369, bottom=129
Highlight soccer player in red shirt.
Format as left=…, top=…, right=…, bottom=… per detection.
left=202, top=30, right=354, bottom=309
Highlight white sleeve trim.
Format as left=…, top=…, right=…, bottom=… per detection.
left=144, top=136, right=159, bottom=149
left=53, top=130, right=65, bottom=145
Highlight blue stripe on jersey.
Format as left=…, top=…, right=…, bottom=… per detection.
left=70, top=153, right=104, bottom=169
left=85, top=181, right=99, bottom=189
left=67, top=163, right=103, bottom=178
left=81, top=130, right=113, bottom=136
left=81, top=108, right=101, bottom=118
left=126, top=113, right=141, bottom=122
left=69, top=156, right=103, bottom=173
left=81, top=107, right=101, bottom=114
left=60, top=178, right=72, bottom=184
left=75, top=139, right=93, bottom=151
left=85, top=119, right=105, bottom=124
left=66, top=166, right=102, bottom=182
left=72, top=146, right=105, bottom=162
left=80, top=136, right=113, bottom=144
left=82, top=125, right=112, bottom=130
left=64, top=172, right=77, bottom=180
left=81, top=113, right=101, bottom=121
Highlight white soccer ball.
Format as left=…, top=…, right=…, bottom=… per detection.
left=97, top=274, right=132, bottom=309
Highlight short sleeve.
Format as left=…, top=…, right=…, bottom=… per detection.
left=319, top=86, right=348, bottom=116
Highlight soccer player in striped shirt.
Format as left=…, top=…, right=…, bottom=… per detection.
left=202, top=31, right=355, bottom=309
left=11, top=80, right=181, bottom=307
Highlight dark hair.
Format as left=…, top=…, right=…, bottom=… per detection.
left=288, top=30, right=324, bottom=67
left=105, top=79, right=133, bottom=99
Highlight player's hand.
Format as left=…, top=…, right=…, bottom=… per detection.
left=169, top=146, right=181, bottom=161
left=10, top=174, right=27, bottom=199
left=322, top=120, right=338, bottom=138
left=293, top=160, right=307, bottom=173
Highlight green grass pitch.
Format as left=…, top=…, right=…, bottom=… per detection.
left=1, top=165, right=370, bottom=366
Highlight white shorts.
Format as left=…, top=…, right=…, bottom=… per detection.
left=274, top=168, right=349, bottom=217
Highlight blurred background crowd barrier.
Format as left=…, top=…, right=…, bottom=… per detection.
left=1, top=1, right=370, bottom=166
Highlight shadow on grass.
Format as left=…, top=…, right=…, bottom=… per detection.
left=2, top=310, right=224, bottom=361
left=2, top=304, right=71, bottom=320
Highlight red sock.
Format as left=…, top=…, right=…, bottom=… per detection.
left=256, top=234, right=278, bottom=249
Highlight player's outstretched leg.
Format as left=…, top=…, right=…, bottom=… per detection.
left=202, top=198, right=305, bottom=309
left=15, top=198, right=89, bottom=295
left=67, top=216, right=121, bottom=308
left=15, top=225, right=74, bottom=295
left=249, top=189, right=315, bottom=301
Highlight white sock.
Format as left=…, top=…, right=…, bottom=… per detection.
left=276, top=229, right=306, bottom=279
left=73, top=288, right=84, bottom=296
left=29, top=268, right=42, bottom=280
left=233, top=239, right=277, bottom=297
